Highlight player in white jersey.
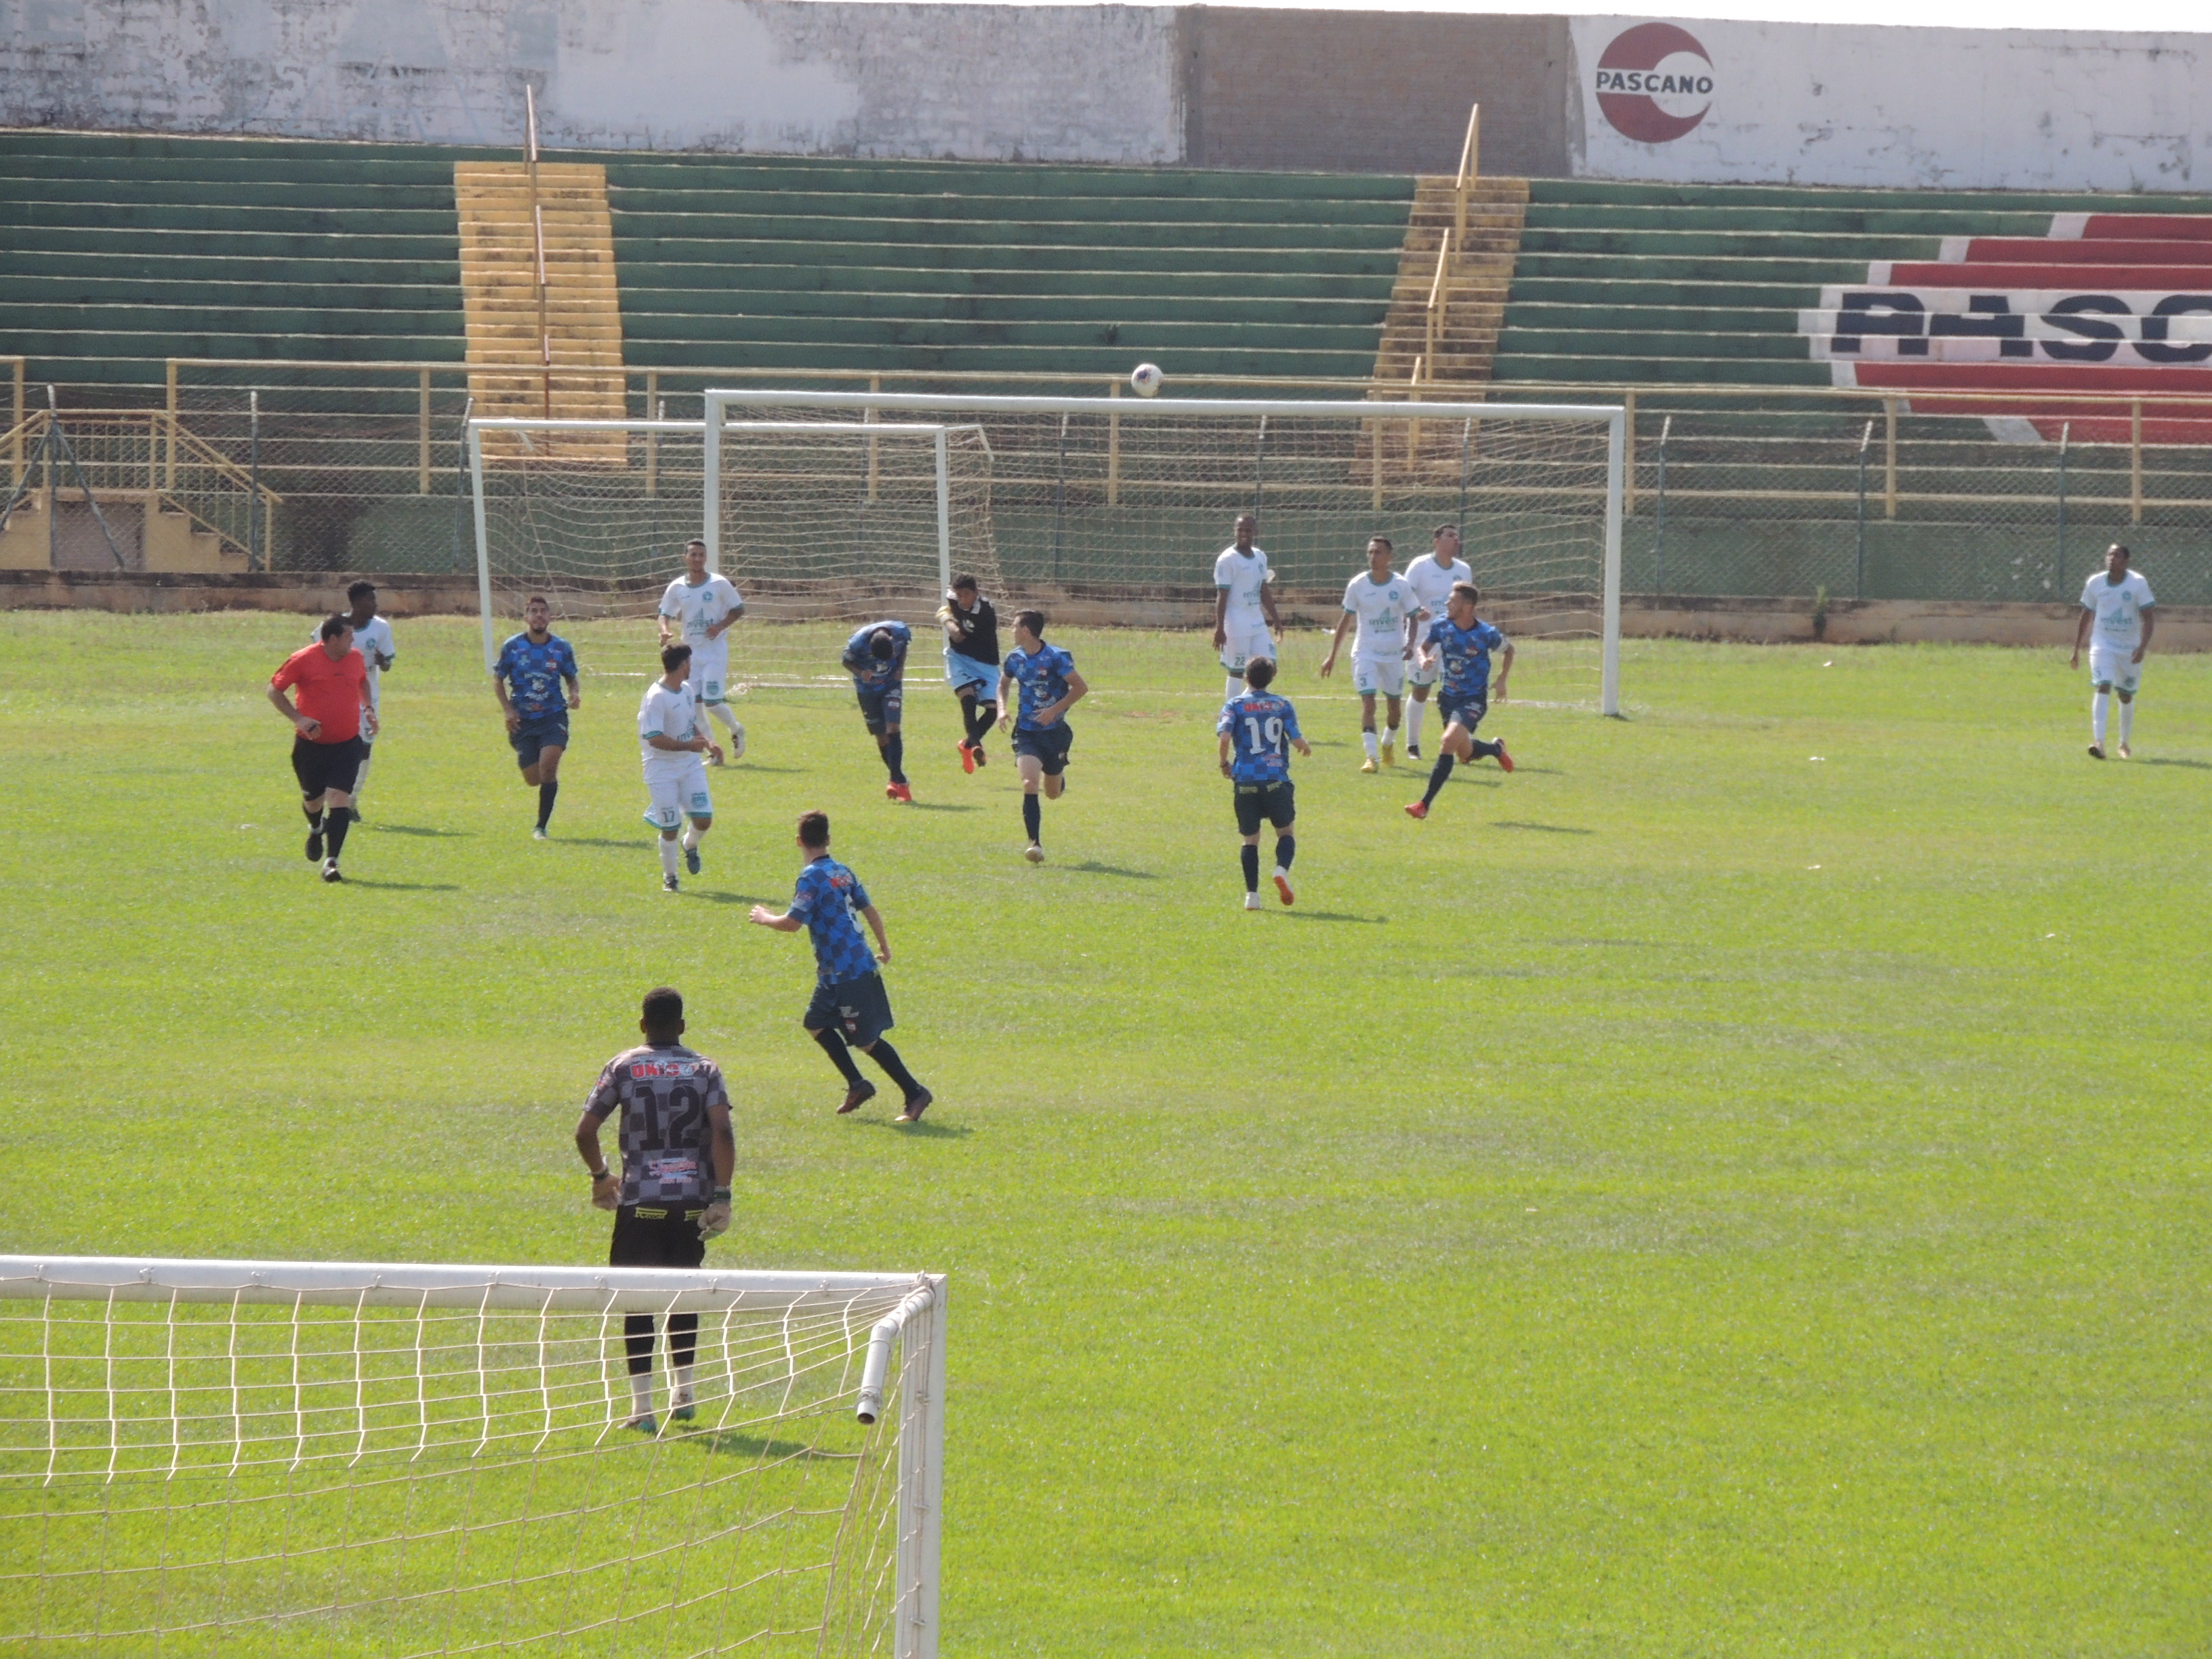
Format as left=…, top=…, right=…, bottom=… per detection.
left=1212, top=513, right=1282, bottom=701
left=1401, top=525, right=1474, bottom=758
left=310, top=581, right=395, bottom=811
left=1320, top=536, right=1418, bottom=771
left=638, top=642, right=723, bottom=892
left=2070, top=542, right=2156, bottom=759
left=657, top=539, right=746, bottom=762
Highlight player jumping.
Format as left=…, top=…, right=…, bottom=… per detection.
left=842, top=619, right=914, bottom=802
left=1405, top=582, right=1513, bottom=821
left=574, top=986, right=735, bottom=1434
left=749, top=811, right=933, bottom=1123
left=1401, top=524, right=1474, bottom=759
left=657, top=539, right=746, bottom=763
left=639, top=642, right=722, bottom=893
left=1319, top=535, right=1418, bottom=772
left=1212, top=513, right=1282, bottom=702
left=1218, top=657, right=1311, bottom=910
left=939, top=574, right=1001, bottom=773
left=492, top=596, right=581, bottom=839
left=998, top=609, right=1087, bottom=864
left=2071, top=542, right=2156, bottom=759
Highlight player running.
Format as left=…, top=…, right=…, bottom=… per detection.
left=1218, top=657, right=1311, bottom=910
left=1212, top=513, right=1282, bottom=701
left=998, top=609, right=1088, bottom=864
left=749, top=811, right=933, bottom=1123
left=310, top=580, right=394, bottom=814
left=267, top=613, right=377, bottom=883
left=841, top=619, right=914, bottom=801
left=492, top=596, right=581, bottom=839
left=1401, top=524, right=1474, bottom=759
left=2070, top=542, right=2156, bottom=760
left=573, top=986, right=735, bottom=1434
left=939, top=574, right=1002, bottom=773
left=639, top=643, right=723, bottom=893
left=1319, top=535, right=1418, bottom=772
left=657, top=539, right=745, bottom=764
left=1405, top=582, right=1514, bottom=821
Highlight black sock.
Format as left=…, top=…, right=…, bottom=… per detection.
left=1021, top=792, right=1042, bottom=843
left=811, top=1027, right=865, bottom=1086
left=1276, top=834, right=1296, bottom=871
left=325, top=808, right=351, bottom=859
left=1240, top=844, right=1260, bottom=891
left=972, top=701, right=997, bottom=744
left=865, top=1038, right=923, bottom=1097
left=1422, top=754, right=1455, bottom=806
left=885, top=733, right=906, bottom=785
left=1471, top=737, right=1501, bottom=760
left=623, top=1314, right=656, bottom=1376
left=537, top=779, right=558, bottom=829
left=303, top=803, right=324, bottom=832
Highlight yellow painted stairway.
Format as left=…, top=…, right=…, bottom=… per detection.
left=1373, top=176, right=1528, bottom=390
left=455, top=162, right=626, bottom=461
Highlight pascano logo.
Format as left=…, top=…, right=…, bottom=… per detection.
left=1595, top=22, right=1715, bottom=144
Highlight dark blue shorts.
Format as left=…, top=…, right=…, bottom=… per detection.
left=1012, top=722, right=1073, bottom=775
left=1440, top=696, right=1488, bottom=733
left=855, top=681, right=905, bottom=734
left=804, top=972, right=895, bottom=1046
left=1233, top=778, right=1296, bottom=836
left=510, top=712, right=570, bottom=769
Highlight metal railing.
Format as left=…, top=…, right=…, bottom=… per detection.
left=4, top=407, right=281, bottom=567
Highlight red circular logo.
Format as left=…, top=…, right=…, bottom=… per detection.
left=1595, top=22, right=1715, bottom=144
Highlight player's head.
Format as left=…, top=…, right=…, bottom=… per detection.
left=868, top=628, right=898, bottom=661
left=661, top=641, right=692, bottom=678
left=949, top=574, right=979, bottom=601
left=317, top=613, right=354, bottom=654
left=1448, top=581, right=1480, bottom=623
left=345, top=580, right=377, bottom=621
left=1433, top=524, right=1462, bottom=559
left=525, top=596, right=551, bottom=634
left=1233, top=514, right=1256, bottom=550
left=1367, top=535, right=1393, bottom=577
left=796, top=809, right=832, bottom=852
left=639, top=985, right=684, bottom=1042
left=2106, top=542, right=2131, bottom=575
left=684, top=538, right=708, bottom=577
left=1013, top=609, right=1047, bottom=649
left=1244, top=656, right=1277, bottom=691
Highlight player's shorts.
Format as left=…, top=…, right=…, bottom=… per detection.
left=1012, top=722, right=1074, bottom=775
left=2088, top=643, right=2144, bottom=693
left=1439, top=694, right=1489, bottom=733
left=1219, top=620, right=1275, bottom=674
left=804, top=971, right=895, bottom=1047
left=510, top=712, right=569, bottom=769
left=855, top=680, right=905, bottom=733
left=610, top=1203, right=708, bottom=1271
left=686, top=642, right=731, bottom=705
left=945, top=650, right=998, bottom=698
left=642, top=758, right=713, bottom=830
left=1408, top=651, right=1441, bottom=689
left=1351, top=652, right=1408, bottom=699
left=1233, top=778, right=1296, bottom=836
left=291, top=734, right=369, bottom=798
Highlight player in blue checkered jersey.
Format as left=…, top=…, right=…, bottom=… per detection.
left=841, top=620, right=915, bottom=802
left=1218, top=656, right=1311, bottom=910
left=996, top=609, right=1088, bottom=863
left=1406, top=581, right=1514, bottom=821
left=749, top=810, right=933, bottom=1123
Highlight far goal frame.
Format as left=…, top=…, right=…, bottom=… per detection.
left=705, top=389, right=1628, bottom=716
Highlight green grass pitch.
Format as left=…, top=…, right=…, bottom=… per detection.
left=1, top=610, right=2207, bottom=1656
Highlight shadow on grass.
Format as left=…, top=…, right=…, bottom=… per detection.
left=905, top=801, right=979, bottom=813
left=343, top=879, right=462, bottom=893
left=365, top=823, right=472, bottom=838
left=1277, top=909, right=1389, bottom=925
left=1063, top=861, right=1158, bottom=880
left=682, top=1429, right=846, bottom=1461
left=1492, top=820, right=1593, bottom=835
left=2138, top=757, right=2212, bottom=770
left=726, top=763, right=804, bottom=774
left=858, top=1115, right=972, bottom=1139
left=686, top=891, right=777, bottom=907
left=544, top=837, right=649, bottom=850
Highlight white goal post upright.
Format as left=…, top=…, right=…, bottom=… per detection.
left=0, top=1254, right=947, bottom=1659
left=705, top=389, right=1627, bottom=715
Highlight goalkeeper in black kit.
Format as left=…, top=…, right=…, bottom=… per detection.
left=574, top=986, right=736, bottom=1435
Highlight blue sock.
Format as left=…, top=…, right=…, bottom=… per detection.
left=884, top=733, right=906, bottom=784
left=1422, top=754, right=1454, bottom=806
left=1240, top=844, right=1260, bottom=891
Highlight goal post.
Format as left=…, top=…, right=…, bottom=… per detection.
left=706, top=389, right=1628, bottom=715
left=0, top=1254, right=946, bottom=1659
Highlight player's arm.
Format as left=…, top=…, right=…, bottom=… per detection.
left=1319, top=611, right=1353, bottom=675
left=1494, top=642, right=1514, bottom=700
left=996, top=673, right=1017, bottom=731
left=2070, top=606, right=2092, bottom=666
left=657, top=607, right=677, bottom=647
left=358, top=666, right=379, bottom=739
left=2135, top=605, right=2154, bottom=663
left=266, top=679, right=319, bottom=738
left=1288, top=712, right=1312, bottom=758
left=1042, top=669, right=1088, bottom=724
left=858, top=902, right=891, bottom=965
left=747, top=903, right=807, bottom=931
left=1405, top=609, right=1425, bottom=660
left=1212, top=586, right=1229, bottom=647
left=1218, top=726, right=1235, bottom=777
left=1261, top=575, right=1283, bottom=636
left=573, top=1103, right=619, bottom=1210
left=563, top=669, right=581, bottom=710
left=492, top=664, right=522, bottom=731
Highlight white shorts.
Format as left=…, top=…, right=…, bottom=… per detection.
left=687, top=641, right=731, bottom=705
left=642, top=758, right=712, bottom=830
left=1220, top=620, right=1275, bottom=674
left=1352, top=653, right=1407, bottom=698
left=1408, top=653, right=1440, bottom=689
left=2089, top=643, right=2144, bottom=694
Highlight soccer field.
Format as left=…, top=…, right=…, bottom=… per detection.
left=2, top=610, right=2207, bottom=1656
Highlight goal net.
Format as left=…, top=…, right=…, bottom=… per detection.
left=0, top=1256, right=945, bottom=1659
left=469, top=417, right=1002, bottom=688
left=707, top=390, right=1626, bottom=712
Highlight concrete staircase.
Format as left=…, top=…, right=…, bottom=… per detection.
left=1372, top=176, right=1527, bottom=390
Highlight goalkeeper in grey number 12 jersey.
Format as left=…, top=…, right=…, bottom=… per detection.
left=574, top=985, right=735, bottom=1435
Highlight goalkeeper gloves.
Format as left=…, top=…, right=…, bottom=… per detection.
left=699, top=1191, right=733, bottom=1239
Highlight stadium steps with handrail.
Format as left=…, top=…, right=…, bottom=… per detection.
left=1370, top=175, right=1528, bottom=389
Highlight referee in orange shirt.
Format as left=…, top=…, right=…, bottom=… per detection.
left=268, top=614, right=378, bottom=882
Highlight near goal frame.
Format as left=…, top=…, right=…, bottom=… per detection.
left=704, top=389, right=1628, bottom=716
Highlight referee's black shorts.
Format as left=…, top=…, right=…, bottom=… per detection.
left=292, top=735, right=369, bottom=798
left=609, top=1203, right=707, bottom=1270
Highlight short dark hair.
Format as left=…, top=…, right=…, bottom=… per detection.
left=1433, top=523, right=1460, bottom=539
left=950, top=573, right=978, bottom=594
left=869, top=629, right=897, bottom=661
left=2108, top=542, right=2132, bottom=560
left=1368, top=535, right=1393, bottom=554
left=1244, top=656, right=1277, bottom=690
left=797, top=809, right=831, bottom=850
left=525, top=594, right=550, bottom=609
left=318, top=613, right=352, bottom=641
left=1450, top=581, right=1481, bottom=607
left=1235, top=512, right=1256, bottom=527
left=1015, top=608, right=1047, bottom=637
left=686, top=537, right=706, bottom=551
left=641, top=986, right=684, bottom=1032
left=661, top=642, right=693, bottom=673
left=346, top=580, right=376, bottom=604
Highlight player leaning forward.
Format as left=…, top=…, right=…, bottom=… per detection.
left=1213, top=513, right=1283, bottom=701
left=657, top=539, right=745, bottom=762
left=1220, top=656, right=1311, bottom=909
left=639, top=642, right=723, bottom=893
left=574, top=986, right=735, bottom=1435
left=842, top=619, right=915, bottom=802
left=2071, top=542, right=2156, bottom=760
left=1406, top=583, right=1514, bottom=821
left=267, top=614, right=377, bottom=882
left=1320, top=535, right=1418, bottom=771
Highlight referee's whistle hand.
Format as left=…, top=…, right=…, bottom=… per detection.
left=296, top=717, right=320, bottom=738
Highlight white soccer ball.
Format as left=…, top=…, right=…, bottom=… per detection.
left=1130, top=363, right=1164, bottom=398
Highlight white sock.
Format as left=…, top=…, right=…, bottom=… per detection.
left=2119, top=699, right=2135, bottom=744
left=659, top=837, right=680, bottom=878
left=1384, top=723, right=1400, bottom=748
left=682, top=824, right=702, bottom=852
left=673, top=1364, right=695, bottom=1406
left=709, top=702, right=741, bottom=736
left=2092, top=691, right=2110, bottom=745
left=629, top=1372, right=654, bottom=1420
left=1225, top=674, right=1243, bottom=702
left=1407, top=702, right=1426, bottom=747
left=1361, top=730, right=1380, bottom=762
